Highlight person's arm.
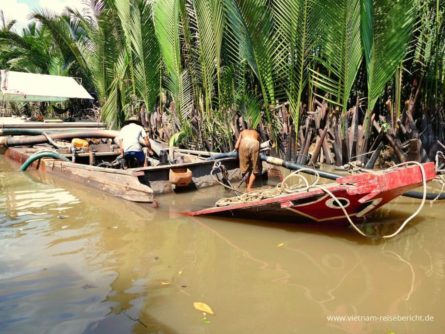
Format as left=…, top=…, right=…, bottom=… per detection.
left=145, top=136, right=154, bottom=155
left=141, top=128, right=154, bottom=155
left=235, top=132, right=243, bottom=151
left=118, top=138, right=124, bottom=157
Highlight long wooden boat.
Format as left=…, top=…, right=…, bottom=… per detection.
left=186, top=162, right=436, bottom=223
left=2, top=141, right=239, bottom=203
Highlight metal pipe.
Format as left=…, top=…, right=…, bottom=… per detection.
left=0, top=122, right=105, bottom=129
left=2, top=130, right=119, bottom=147
left=262, top=155, right=445, bottom=200
left=260, top=154, right=341, bottom=180
left=0, top=128, right=107, bottom=136
left=0, top=129, right=48, bottom=136
left=208, top=151, right=238, bottom=160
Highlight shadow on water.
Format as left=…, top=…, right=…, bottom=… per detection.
left=83, top=311, right=179, bottom=334
left=184, top=207, right=427, bottom=246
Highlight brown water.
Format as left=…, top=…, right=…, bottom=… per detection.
left=1, top=156, right=444, bottom=334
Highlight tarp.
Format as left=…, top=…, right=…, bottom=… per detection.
left=0, top=70, right=93, bottom=102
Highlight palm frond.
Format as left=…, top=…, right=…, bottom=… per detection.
left=101, top=49, right=130, bottom=128
left=361, top=0, right=417, bottom=111
left=153, top=0, right=182, bottom=107
left=131, top=0, right=161, bottom=113
left=224, top=0, right=276, bottom=107
left=272, top=0, right=319, bottom=126
left=192, top=0, right=225, bottom=111
left=33, top=11, right=93, bottom=85
left=310, top=0, right=362, bottom=112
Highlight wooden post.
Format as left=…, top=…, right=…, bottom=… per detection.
left=309, top=126, right=328, bottom=166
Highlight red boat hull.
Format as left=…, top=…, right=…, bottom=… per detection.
left=186, top=162, right=436, bottom=222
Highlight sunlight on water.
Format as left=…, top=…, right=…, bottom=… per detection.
left=1, top=156, right=445, bottom=333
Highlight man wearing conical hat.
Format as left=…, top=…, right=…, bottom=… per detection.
left=117, top=115, right=153, bottom=167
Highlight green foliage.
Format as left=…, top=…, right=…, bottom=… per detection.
left=361, top=0, right=417, bottom=111
left=116, top=0, right=160, bottom=114
left=225, top=0, right=275, bottom=109
left=413, top=0, right=445, bottom=106
left=0, top=0, right=443, bottom=150
left=272, top=0, right=319, bottom=125
left=0, top=23, right=56, bottom=73
left=310, top=0, right=362, bottom=113
left=153, top=0, right=182, bottom=108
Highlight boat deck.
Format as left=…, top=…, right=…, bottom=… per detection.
left=4, top=145, right=241, bottom=203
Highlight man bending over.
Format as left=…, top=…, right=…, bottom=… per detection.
left=235, top=129, right=261, bottom=192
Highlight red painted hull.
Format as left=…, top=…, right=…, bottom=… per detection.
left=186, top=163, right=436, bottom=222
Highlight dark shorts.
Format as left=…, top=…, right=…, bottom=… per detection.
left=124, top=151, right=145, bottom=164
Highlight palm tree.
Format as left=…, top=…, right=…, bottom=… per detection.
left=1, top=0, right=443, bottom=163
left=0, top=22, right=57, bottom=73
left=0, top=10, right=16, bottom=32
left=272, top=0, right=319, bottom=130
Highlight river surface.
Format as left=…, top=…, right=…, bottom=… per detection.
left=1, top=156, right=444, bottom=334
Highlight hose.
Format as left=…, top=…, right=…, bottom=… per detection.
left=400, top=191, right=445, bottom=200
left=41, top=132, right=63, bottom=149
left=2, top=130, right=119, bottom=147
left=0, top=129, right=50, bottom=136
left=20, top=150, right=70, bottom=171
left=208, top=151, right=239, bottom=160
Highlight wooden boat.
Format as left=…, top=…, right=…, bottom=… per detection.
left=1, top=133, right=239, bottom=203
left=185, top=162, right=436, bottom=223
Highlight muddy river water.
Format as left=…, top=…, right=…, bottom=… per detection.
left=1, top=156, right=444, bottom=333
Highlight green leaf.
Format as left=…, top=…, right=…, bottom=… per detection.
left=310, top=0, right=362, bottom=113
left=361, top=0, right=416, bottom=111
left=169, top=130, right=186, bottom=146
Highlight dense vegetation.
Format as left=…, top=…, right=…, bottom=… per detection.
left=0, top=0, right=444, bottom=166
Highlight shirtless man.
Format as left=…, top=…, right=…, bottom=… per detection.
left=235, top=129, right=261, bottom=192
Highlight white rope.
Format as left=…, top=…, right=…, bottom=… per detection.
left=313, top=184, right=370, bottom=237
left=280, top=168, right=320, bottom=193
left=215, top=169, right=320, bottom=207
left=310, top=161, right=428, bottom=238
left=381, top=161, right=427, bottom=239
left=435, top=151, right=445, bottom=173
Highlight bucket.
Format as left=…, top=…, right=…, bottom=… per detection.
left=169, top=168, right=192, bottom=187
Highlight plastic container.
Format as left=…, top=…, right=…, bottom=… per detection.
left=71, top=138, right=89, bottom=149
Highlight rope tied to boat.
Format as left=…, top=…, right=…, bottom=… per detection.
left=210, top=160, right=243, bottom=194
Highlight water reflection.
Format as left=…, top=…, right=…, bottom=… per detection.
left=1, top=157, right=444, bottom=333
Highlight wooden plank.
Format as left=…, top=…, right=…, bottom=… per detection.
left=49, top=160, right=154, bottom=202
